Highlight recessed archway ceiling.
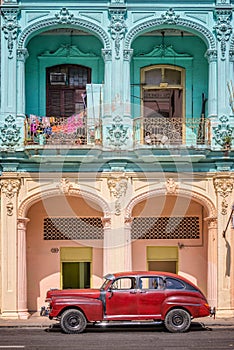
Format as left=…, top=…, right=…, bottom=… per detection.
left=142, top=29, right=194, bottom=36
left=42, top=28, right=194, bottom=36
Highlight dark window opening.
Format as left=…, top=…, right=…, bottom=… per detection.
left=46, top=64, right=91, bottom=117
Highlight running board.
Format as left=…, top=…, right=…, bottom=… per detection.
left=94, top=320, right=163, bottom=327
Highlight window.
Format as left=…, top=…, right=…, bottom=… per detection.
left=142, top=65, right=184, bottom=119
left=46, top=64, right=91, bottom=117
left=165, top=277, right=185, bottom=290
left=139, top=276, right=164, bottom=290
left=111, top=277, right=136, bottom=290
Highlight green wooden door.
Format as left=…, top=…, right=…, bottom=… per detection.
left=62, top=262, right=90, bottom=289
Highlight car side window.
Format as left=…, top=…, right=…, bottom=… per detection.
left=165, top=277, right=185, bottom=290
left=111, top=277, right=136, bottom=290
left=139, top=277, right=164, bottom=290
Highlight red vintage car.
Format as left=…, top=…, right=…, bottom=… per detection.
left=44, top=271, right=215, bottom=334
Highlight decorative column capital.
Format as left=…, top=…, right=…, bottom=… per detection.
left=204, top=216, right=218, bottom=229
left=123, top=49, right=133, bottom=62
left=101, top=217, right=111, bottom=229
left=124, top=216, right=133, bottom=228
left=205, top=49, right=218, bottom=63
left=102, top=49, right=112, bottom=62
left=17, top=217, right=30, bottom=230
left=17, top=48, right=29, bottom=62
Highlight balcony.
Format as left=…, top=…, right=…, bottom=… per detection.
left=24, top=114, right=210, bottom=149
left=134, top=116, right=210, bottom=147
left=24, top=113, right=102, bottom=147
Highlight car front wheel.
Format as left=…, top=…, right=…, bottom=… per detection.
left=60, top=309, right=87, bottom=334
left=164, top=308, right=191, bottom=333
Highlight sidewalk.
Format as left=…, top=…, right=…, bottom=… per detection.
left=0, top=313, right=234, bottom=328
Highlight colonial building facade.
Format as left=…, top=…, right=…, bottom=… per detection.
left=0, top=0, right=234, bottom=319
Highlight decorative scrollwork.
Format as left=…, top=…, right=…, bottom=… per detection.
left=18, top=9, right=111, bottom=50
left=125, top=9, right=216, bottom=51
left=107, top=172, right=128, bottom=215
left=214, top=9, right=232, bottom=60
left=213, top=176, right=234, bottom=215
left=0, top=114, right=20, bottom=148
left=213, top=115, right=233, bottom=147
left=55, top=7, right=74, bottom=24
left=109, top=8, right=127, bottom=59
left=1, top=8, right=20, bottom=59
left=0, top=178, right=21, bottom=216
left=106, top=115, right=129, bottom=148
left=161, top=8, right=180, bottom=25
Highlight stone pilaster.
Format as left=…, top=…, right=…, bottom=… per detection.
left=205, top=217, right=218, bottom=308
left=0, top=175, right=20, bottom=318
left=17, top=218, right=30, bottom=319
left=213, top=175, right=234, bottom=316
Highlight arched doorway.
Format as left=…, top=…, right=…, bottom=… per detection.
left=130, top=194, right=209, bottom=295
left=26, top=194, right=104, bottom=311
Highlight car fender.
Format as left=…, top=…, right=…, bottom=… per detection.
left=160, top=293, right=207, bottom=319
left=50, top=296, right=103, bottom=321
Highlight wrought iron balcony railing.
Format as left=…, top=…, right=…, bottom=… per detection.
left=24, top=114, right=210, bottom=148
left=133, top=116, right=210, bottom=146
left=24, top=113, right=102, bottom=146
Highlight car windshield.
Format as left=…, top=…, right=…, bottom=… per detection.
left=100, top=278, right=111, bottom=290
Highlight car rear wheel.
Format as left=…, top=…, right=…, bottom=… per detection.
left=60, top=309, right=87, bottom=334
left=164, top=308, right=191, bottom=333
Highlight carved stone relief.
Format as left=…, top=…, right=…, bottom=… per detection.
left=213, top=176, right=234, bottom=215
left=107, top=172, right=128, bottom=215
left=0, top=178, right=21, bottom=216
left=1, top=8, right=20, bottom=59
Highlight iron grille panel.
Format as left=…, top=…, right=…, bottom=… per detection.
left=131, top=217, right=200, bottom=239
left=44, top=217, right=103, bottom=240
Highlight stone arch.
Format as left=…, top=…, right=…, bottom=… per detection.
left=18, top=185, right=111, bottom=219
left=124, top=11, right=216, bottom=51
left=125, top=187, right=217, bottom=221
left=17, top=9, right=111, bottom=51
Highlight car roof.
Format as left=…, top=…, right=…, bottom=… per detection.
left=104, top=271, right=199, bottom=289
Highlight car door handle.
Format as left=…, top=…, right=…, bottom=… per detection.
left=130, top=290, right=137, bottom=294
left=139, top=290, right=147, bottom=293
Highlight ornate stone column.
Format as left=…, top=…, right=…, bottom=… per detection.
left=1, top=6, right=20, bottom=118
left=206, top=50, right=218, bottom=118
left=123, top=49, right=133, bottom=117
left=108, top=5, right=127, bottom=115
left=17, top=218, right=30, bottom=319
left=16, top=48, right=28, bottom=117
left=0, top=175, right=21, bottom=318
left=205, top=217, right=218, bottom=308
left=102, top=49, right=112, bottom=118
left=103, top=172, right=132, bottom=274
left=213, top=174, right=234, bottom=316
left=214, top=8, right=232, bottom=116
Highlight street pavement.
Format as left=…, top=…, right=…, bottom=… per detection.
left=0, top=312, right=233, bottom=328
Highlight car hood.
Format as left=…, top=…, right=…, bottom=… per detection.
left=46, top=288, right=101, bottom=301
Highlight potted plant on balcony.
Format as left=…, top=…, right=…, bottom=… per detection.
left=222, top=135, right=232, bottom=156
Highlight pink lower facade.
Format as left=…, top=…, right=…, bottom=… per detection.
left=1, top=172, right=233, bottom=319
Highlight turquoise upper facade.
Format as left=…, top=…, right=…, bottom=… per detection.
left=0, top=0, right=233, bottom=173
